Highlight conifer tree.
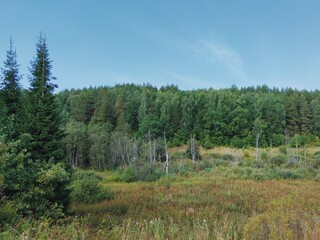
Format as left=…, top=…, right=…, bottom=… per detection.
left=27, top=34, right=64, bottom=162
left=1, top=37, right=22, bottom=116
left=0, top=38, right=23, bottom=140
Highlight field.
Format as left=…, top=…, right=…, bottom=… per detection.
left=1, top=146, right=320, bottom=240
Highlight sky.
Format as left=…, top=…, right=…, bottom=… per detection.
left=1, top=0, right=320, bottom=91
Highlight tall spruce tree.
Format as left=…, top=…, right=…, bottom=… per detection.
left=1, top=37, right=22, bottom=116
left=0, top=37, right=22, bottom=140
left=27, top=34, right=64, bottom=162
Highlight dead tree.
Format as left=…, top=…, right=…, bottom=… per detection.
left=190, top=135, right=197, bottom=164
left=256, top=130, right=262, bottom=163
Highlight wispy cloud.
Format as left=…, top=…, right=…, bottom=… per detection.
left=201, top=40, right=247, bottom=81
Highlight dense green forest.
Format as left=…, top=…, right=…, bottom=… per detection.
left=56, top=83, right=320, bottom=169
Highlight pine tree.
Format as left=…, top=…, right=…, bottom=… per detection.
left=1, top=37, right=22, bottom=116
left=27, top=34, right=64, bottom=162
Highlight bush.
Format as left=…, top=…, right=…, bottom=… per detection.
left=210, top=153, right=222, bottom=159
left=119, top=167, right=136, bottom=183
left=222, top=154, right=234, bottom=161
left=202, top=138, right=214, bottom=149
left=197, top=159, right=214, bottom=171
left=71, top=170, right=113, bottom=204
left=0, top=199, right=17, bottom=228
left=0, top=137, right=71, bottom=219
left=313, top=154, right=320, bottom=169
left=72, top=170, right=103, bottom=182
left=135, top=164, right=164, bottom=182
left=260, top=152, right=268, bottom=161
left=278, top=146, right=287, bottom=155
left=230, top=137, right=246, bottom=148
left=270, top=155, right=286, bottom=166
left=278, top=169, right=301, bottom=179
left=214, top=159, right=230, bottom=167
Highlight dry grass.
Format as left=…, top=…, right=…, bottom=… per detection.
left=65, top=173, right=320, bottom=239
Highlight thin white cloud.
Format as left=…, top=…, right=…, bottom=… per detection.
left=201, top=40, right=247, bottom=81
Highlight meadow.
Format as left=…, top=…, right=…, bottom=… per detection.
left=1, top=146, right=320, bottom=240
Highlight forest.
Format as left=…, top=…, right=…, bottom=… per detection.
left=57, top=82, right=320, bottom=169
left=0, top=37, right=320, bottom=239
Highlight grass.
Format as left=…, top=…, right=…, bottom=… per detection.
left=4, top=173, right=317, bottom=239
left=2, top=146, right=320, bottom=239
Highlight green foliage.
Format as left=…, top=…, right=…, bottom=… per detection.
left=278, top=169, right=302, bottom=179
left=210, top=152, right=222, bottom=159
left=270, top=154, right=286, bottom=166
left=260, top=151, right=268, bottom=161
left=313, top=154, right=320, bottom=169
left=135, top=164, right=164, bottom=182
left=279, top=145, right=287, bottom=155
left=0, top=136, right=71, bottom=219
left=70, top=170, right=113, bottom=204
left=26, top=34, right=65, bottom=163
left=222, top=154, right=234, bottom=161
left=0, top=199, right=18, bottom=228
left=119, top=167, right=136, bottom=183
left=197, top=159, right=214, bottom=171
left=1, top=38, right=22, bottom=111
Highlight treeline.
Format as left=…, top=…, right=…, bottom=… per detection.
left=57, top=84, right=320, bottom=169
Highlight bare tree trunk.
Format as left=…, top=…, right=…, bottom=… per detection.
left=285, top=128, right=290, bottom=164
left=164, top=133, right=169, bottom=175
left=148, top=130, right=152, bottom=165
left=190, top=135, right=196, bottom=164
left=256, top=131, right=261, bottom=163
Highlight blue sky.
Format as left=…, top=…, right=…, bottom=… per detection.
left=1, top=0, right=320, bottom=91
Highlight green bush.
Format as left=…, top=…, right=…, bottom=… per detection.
left=214, top=159, right=230, bottom=167
left=72, top=170, right=102, bottom=182
left=211, top=152, right=222, bottom=159
left=71, top=170, right=113, bottom=204
left=135, top=164, right=164, bottom=182
left=222, top=154, right=234, bottom=161
left=0, top=137, right=71, bottom=219
left=197, top=159, right=214, bottom=171
left=270, top=155, right=286, bottom=166
left=260, top=152, right=268, bottom=161
left=278, top=146, right=287, bottom=155
left=313, top=155, right=320, bottom=169
left=278, top=169, right=301, bottom=179
left=230, top=137, right=246, bottom=148
left=0, top=199, right=17, bottom=228
left=119, top=167, right=136, bottom=183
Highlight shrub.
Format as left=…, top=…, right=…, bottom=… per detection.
left=0, top=137, right=71, bottom=219
left=278, top=169, right=301, bottom=179
left=197, top=159, right=214, bottom=171
left=270, top=155, right=286, bottom=166
left=313, top=154, right=320, bottom=169
left=71, top=170, right=113, bottom=204
left=214, top=159, right=229, bottom=167
left=210, top=153, right=222, bottom=159
left=230, top=137, right=246, bottom=148
left=120, top=167, right=136, bottom=183
left=222, top=154, right=234, bottom=161
left=135, top=164, right=164, bottom=182
left=0, top=199, right=17, bottom=228
left=260, top=151, right=268, bottom=161
left=278, top=146, right=287, bottom=155
left=202, top=138, right=214, bottom=149
left=72, top=170, right=102, bottom=182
